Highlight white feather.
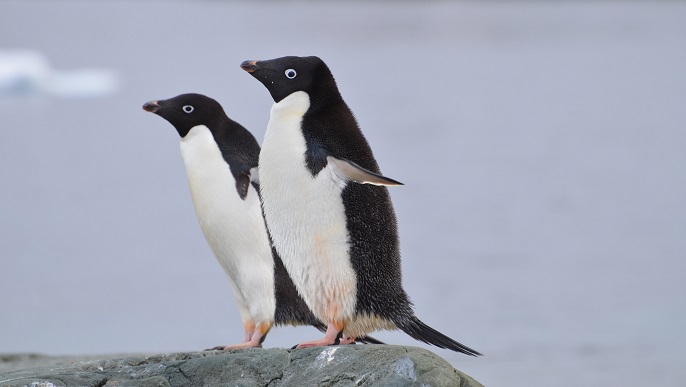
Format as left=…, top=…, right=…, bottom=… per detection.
left=259, top=92, right=358, bottom=324
left=180, top=125, right=275, bottom=325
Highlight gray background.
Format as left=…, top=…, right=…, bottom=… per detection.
left=1, top=1, right=685, bottom=386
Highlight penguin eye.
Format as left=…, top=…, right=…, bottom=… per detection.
left=182, top=105, right=194, bottom=113
left=285, top=69, right=297, bottom=79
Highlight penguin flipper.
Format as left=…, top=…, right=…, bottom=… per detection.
left=232, top=163, right=260, bottom=199
left=229, top=162, right=256, bottom=200
left=327, top=155, right=403, bottom=186
left=235, top=172, right=250, bottom=199
left=398, top=316, right=482, bottom=356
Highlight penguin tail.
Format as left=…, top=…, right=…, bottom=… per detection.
left=397, top=316, right=482, bottom=356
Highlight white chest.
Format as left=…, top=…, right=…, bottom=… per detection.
left=258, top=92, right=358, bottom=323
left=179, top=126, right=274, bottom=318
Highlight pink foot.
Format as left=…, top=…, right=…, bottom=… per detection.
left=206, top=321, right=271, bottom=351
left=338, top=335, right=356, bottom=345
left=220, top=341, right=263, bottom=350
left=296, top=338, right=338, bottom=348
left=295, top=321, right=344, bottom=349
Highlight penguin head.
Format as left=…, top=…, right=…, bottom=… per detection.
left=143, top=93, right=227, bottom=138
left=241, top=56, right=341, bottom=105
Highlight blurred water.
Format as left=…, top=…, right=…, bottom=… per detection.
left=1, top=1, right=685, bottom=386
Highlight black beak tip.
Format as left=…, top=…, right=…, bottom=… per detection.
left=240, top=60, right=258, bottom=73
left=143, top=101, right=159, bottom=113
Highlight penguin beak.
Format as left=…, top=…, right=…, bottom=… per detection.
left=240, top=60, right=259, bottom=73
left=142, top=100, right=160, bottom=113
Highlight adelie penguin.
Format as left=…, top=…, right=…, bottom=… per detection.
left=142, top=93, right=330, bottom=349
left=241, top=56, right=481, bottom=356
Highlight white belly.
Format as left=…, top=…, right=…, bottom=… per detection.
left=180, top=125, right=275, bottom=324
left=258, top=92, right=357, bottom=324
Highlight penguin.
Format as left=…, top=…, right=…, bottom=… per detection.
left=240, top=56, right=481, bottom=356
left=142, top=93, right=327, bottom=349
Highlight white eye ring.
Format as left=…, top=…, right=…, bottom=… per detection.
left=285, top=69, right=297, bottom=79
left=182, top=105, right=194, bottom=113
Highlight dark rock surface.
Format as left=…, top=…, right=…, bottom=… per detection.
left=0, top=345, right=483, bottom=387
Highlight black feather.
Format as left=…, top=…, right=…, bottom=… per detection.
left=397, top=316, right=482, bottom=356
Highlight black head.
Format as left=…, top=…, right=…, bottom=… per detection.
left=142, top=93, right=228, bottom=138
left=240, top=56, right=342, bottom=105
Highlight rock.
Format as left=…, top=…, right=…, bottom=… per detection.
left=0, top=345, right=483, bottom=387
